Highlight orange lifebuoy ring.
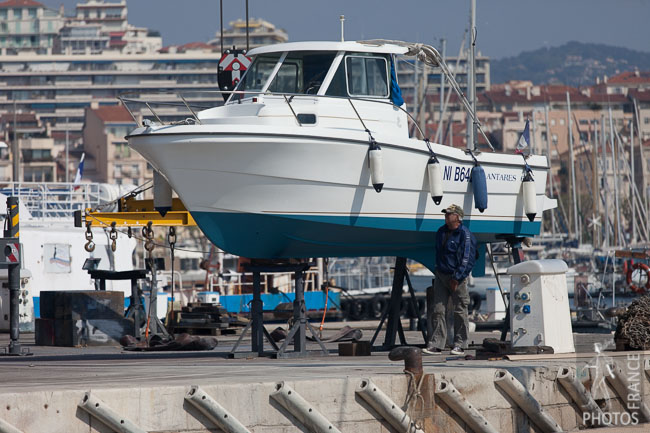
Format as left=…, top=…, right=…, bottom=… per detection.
left=626, top=262, right=650, bottom=294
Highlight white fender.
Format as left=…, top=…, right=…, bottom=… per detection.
left=369, top=147, right=384, bottom=193
left=427, top=157, right=443, bottom=205
left=523, top=173, right=536, bottom=222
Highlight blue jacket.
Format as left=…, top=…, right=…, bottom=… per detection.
left=435, top=223, right=477, bottom=282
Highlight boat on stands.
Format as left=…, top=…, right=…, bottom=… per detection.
left=124, top=40, right=556, bottom=272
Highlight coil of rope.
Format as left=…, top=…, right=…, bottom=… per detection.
left=615, top=295, right=650, bottom=349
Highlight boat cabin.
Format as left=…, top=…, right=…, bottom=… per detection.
left=200, top=41, right=411, bottom=138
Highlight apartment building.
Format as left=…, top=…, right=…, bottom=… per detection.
left=83, top=104, right=149, bottom=186
left=0, top=0, right=64, bottom=55
left=397, top=54, right=490, bottom=101
left=0, top=51, right=221, bottom=135
left=210, top=18, right=288, bottom=51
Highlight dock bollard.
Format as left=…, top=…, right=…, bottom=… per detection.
left=605, top=362, right=650, bottom=423
left=388, top=346, right=423, bottom=377
left=270, top=382, right=341, bottom=433
left=184, top=385, right=251, bottom=433
left=494, top=370, right=562, bottom=433
left=0, top=418, right=23, bottom=433
left=556, top=367, right=607, bottom=427
left=434, top=379, right=499, bottom=433
left=355, top=378, right=424, bottom=433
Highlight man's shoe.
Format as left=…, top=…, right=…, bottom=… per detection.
left=422, top=345, right=442, bottom=355
left=450, top=346, right=464, bottom=355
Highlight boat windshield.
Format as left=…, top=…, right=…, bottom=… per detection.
left=266, top=51, right=337, bottom=94
left=231, top=50, right=391, bottom=101
left=231, top=53, right=281, bottom=100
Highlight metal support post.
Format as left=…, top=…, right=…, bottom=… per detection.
left=270, top=382, right=342, bottom=433
left=293, top=269, right=306, bottom=352
left=125, top=277, right=145, bottom=339
left=230, top=262, right=327, bottom=359
left=494, top=370, right=562, bottom=433
left=500, top=237, right=524, bottom=341
left=370, top=257, right=407, bottom=350
left=435, top=379, right=499, bottom=433
left=228, top=267, right=279, bottom=358
left=2, top=197, right=29, bottom=356
left=356, top=378, right=424, bottom=433
left=251, top=270, right=264, bottom=353
left=78, top=392, right=146, bottom=433
left=145, top=257, right=168, bottom=337
left=556, top=367, right=607, bottom=427
left=277, top=263, right=328, bottom=358
left=185, top=386, right=251, bottom=433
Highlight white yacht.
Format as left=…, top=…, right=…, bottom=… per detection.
left=125, top=41, right=556, bottom=271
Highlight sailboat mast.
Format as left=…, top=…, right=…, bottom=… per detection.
left=630, top=120, right=637, bottom=244
left=592, top=119, right=600, bottom=247
left=633, top=98, right=648, bottom=220
left=439, top=38, right=446, bottom=140
left=566, top=92, right=580, bottom=242
left=467, top=0, right=476, bottom=150
left=608, top=106, right=623, bottom=246
left=414, top=57, right=419, bottom=137
left=531, top=111, right=537, bottom=154
left=544, top=105, right=556, bottom=236
left=601, top=114, right=609, bottom=247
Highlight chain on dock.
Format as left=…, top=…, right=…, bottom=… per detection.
left=615, top=295, right=650, bottom=349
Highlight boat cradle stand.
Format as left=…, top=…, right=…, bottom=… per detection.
left=370, top=257, right=427, bottom=351
left=229, top=262, right=329, bottom=359
left=86, top=268, right=168, bottom=339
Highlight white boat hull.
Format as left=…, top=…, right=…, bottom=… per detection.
left=128, top=124, right=553, bottom=270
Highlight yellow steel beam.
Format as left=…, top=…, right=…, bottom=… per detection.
left=83, top=197, right=196, bottom=228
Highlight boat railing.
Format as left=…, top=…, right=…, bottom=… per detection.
left=0, top=182, right=103, bottom=219
left=205, top=269, right=320, bottom=296
left=118, top=89, right=435, bottom=146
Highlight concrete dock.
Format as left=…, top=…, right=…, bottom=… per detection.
left=0, top=322, right=648, bottom=432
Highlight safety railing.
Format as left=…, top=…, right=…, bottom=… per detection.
left=0, top=182, right=102, bottom=219
left=118, top=89, right=434, bottom=147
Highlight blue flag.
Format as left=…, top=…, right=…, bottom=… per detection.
left=73, top=152, right=85, bottom=185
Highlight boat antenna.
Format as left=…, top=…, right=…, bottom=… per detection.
left=219, top=0, right=223, bottom=54
left=467, top=0, right=477, bottom=151
left=340, top=15, right=345, bottom=42
left=245, top=0, right=249, bottom=51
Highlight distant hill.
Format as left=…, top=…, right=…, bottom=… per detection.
left=490, top=42, right=650, bottom=87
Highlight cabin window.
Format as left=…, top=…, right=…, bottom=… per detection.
left=267, top=51, right=337, bottom=94
left=345, top=55, right=389, bottom=97
left=232, top=53, right=281, bottom=100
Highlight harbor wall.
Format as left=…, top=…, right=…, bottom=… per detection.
left=0, top=365, right=647, bottom=432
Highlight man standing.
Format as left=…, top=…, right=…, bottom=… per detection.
left=424, top=204, right=477, bottom=355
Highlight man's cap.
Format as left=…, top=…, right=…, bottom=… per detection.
left=442, top=204, right=464, bottom=218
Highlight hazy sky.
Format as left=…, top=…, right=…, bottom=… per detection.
left=45, top=0, right=650, bottom=58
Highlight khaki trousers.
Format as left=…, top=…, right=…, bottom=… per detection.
left=426, top=271, right=469, bottom=349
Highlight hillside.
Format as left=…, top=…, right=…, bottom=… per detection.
left=490, top=41, right=650, bottom=87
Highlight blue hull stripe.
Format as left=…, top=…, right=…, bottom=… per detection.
left=192, top=211, right=540, bottom=271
